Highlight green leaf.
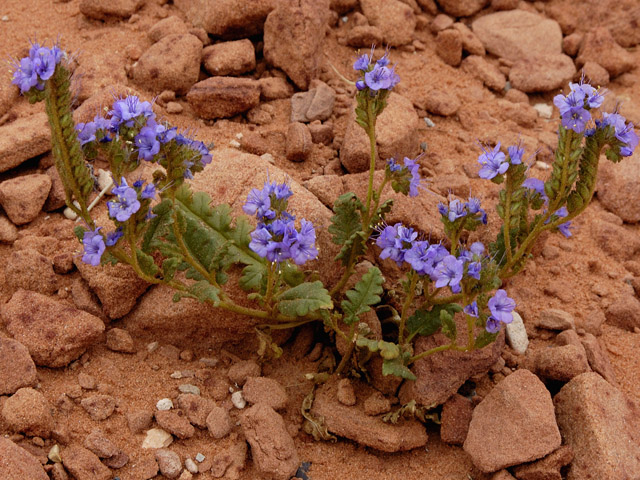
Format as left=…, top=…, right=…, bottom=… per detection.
left=382, top=357, right=416, bottom=381
left=328, top=193, right=363, bottom=246
left=369, top=199, right=393, bottom=227
left=335, top=231, right=367, bottom=267
left=184, top=280, right=220, bottom=305
left=136, top=249, right=158, bottom=276
left=341, top=267, right=384, bottom=325
left=73, top=225, right=86, bottom=242
left=276, top=281, right=333, bottom=317
left=281, top=262, right=304, bottom=287
left=239, top=263, right=267, bottom=292
left=407, top=303, right=462, bottom=338
left=161, top=257, right=181, bottom=281
left=378, top=340, right=400, bottom=360
left=440, top=309, right=457, bottom=340
left=356, top=335, right=380, bottom=352
left=474, top=330, right=498, bottom=349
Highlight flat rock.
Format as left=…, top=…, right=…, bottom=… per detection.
left=438, top=0, right=488, bottom=16
left=132, top=34, right=202, bottom=95
left=577, top=27, right=634, bottom=78
left=155, top=410, right=195, bottom=439
left=555, top=372, right=640, bottom=480
left=241, top=404, right=299, bottom=480
left=532, top=344, right=591, bottom=382
left=84, top=429, right=119, bottom=458
left=464, top=369, right=562, bottom=473
left=187, top=77, right=260, bottom=119
left=472, top=11, right=562, bottom=62
left=360, top=0, right=416, bottom=46
left=453, top=22, right=485, bottom=56
left=0, top=113, right=51, bottom=173
left=242, top=377, right=288, bottom=411
left=461, top=55, right=506, bottom=91
left=203, top=39, right=255, bottom=76
left=263, top=0, right=330, bottom=89
left=597, top=154, right=640, bottom=223
left=290, top=82, right=335, bottom=123
left=440, top=393, right=473, bottom=445
left=399, top=329, right=505, bottom=408
left=5, top=249, right=58, bottom=295
left=509, top=54, right=576, bottom=93
left=228, top=360, right=261, bottom=387
left=74, top=258, right=150, bottom=320
left=345, top=25, right=384, bottom=48
left=79, top=0, right=142, bottom=20
left=312, top=379, right=428, bottom=452
left=0, top=437, right=48, bottom=480
left=536, top=308, right=575, bottom=330
left=142, top=428, right=173, bottom=449
left=174, top=0, right=277, bottom=37
left=1, top=289, right=105, bottom=367
left=340, top=92, right=420, bottom=173
left=0, top=174, right=51, bottom=225
left=0, top=338, right=37, bottom=395
left=81, top=395, right=116, bottom=421
left=1, top=387, right=53, bottom=438
left=148, top=16, right=189, bottom=43
left=62, top=446, right=112, bottom=480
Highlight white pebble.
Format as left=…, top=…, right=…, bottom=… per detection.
left=235, top=133, right=243, bottom=140
left=505, top=311, right=529, bottom=354
left=535, top=161, right=550, bottom=170
left=97, top=169, right=113, bottom=192
left=195, top=453, right=205, bottom=463
left=341, top=15, right=348, bottom=23
left=63, top=201, right=82, bottom=220
left=147, top=341, right=159, bottom=352
left=228, top=139, right=241, bottom=148
left=260, top=153, right=275, bottom=164
left=156, top=398, right=174, bottom=411
left=423, top=117, right=435, bottom=127
left=1, top=15, right=9, bottom=21
left=231, top=391, right=246, bottom=409
left=170, top=371, right=183, bottom=379
left=199, top=357, right=218, bottom=367
left=141, top=428, right=173, bottom=449
left=185, top=458, right=199, bottom=474
left=178, top=384, right=200, bottom=395
left=533, top=103, right=553, bottom=119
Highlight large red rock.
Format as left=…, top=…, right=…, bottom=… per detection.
left=0, top=437, right=48, bottom=480
left=554, top=372, right=640, bottom=480
left=0, top=338, right=37, bottom=395
left=1, top=388, right=53, bottom=438
left=597, top=154, right=640, bottom=223
left=79, top=0, right=142, bottom=20
left=1, top=289, right=105, bottom=367
left=464, top=369, right=561, bottom=473
left=360, top=0, right=416, bottom=46
left=187, top=77, right=260, bottom=119
left=0, top=113, right=51, bottom=174
left=0, top=174, right=51, bottom=225
left=437, top=0, right=488, bottom=17
left=62, top=446, right=112, bottom=480
left=577, top=27, right=634, bottom=78
left=509, top=54, right=576, bottom=93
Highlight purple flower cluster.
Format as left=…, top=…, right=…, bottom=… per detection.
left=438, top=197, right=487, bottom=225
left=82, top=227, right=106, bottom=266
left=244, top=180, right=318, bottom=265
left=386, top=157, right=423, bottom=197
left=523, top=178, right=572, bottom=237
left=11, top=42, right=64, bottom=93
left=463, top=288, right=516, bottom=333
left=477, top=141, right=529, bottom=180
left=598, top=112, right=639, bottom=157
left=174, top=133, right=213, bottom=178
left=107, top=177, right=141, bottom=222
left=353, top=49, right=399, bottom=93
left=553, top=79, right=605, bottom=134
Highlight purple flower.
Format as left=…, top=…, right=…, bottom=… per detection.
left=353, top=53, right=370, bottom=71
left=437, top=202, right=448, bottom=216
left=466, top=197, right=487, bottom=224
left=569, top=80, right=605, bottom=109
left=478, top=143, right=508, bottom=180
left=464, top=301, right=478, bottom=317
left=289, top=219, right=318, bottom=265
left=554, top=90, right=591, bottom=133
left=387, top=157, right=402, bottom=172
left=109, top=96, right=155, bottom=129
left=522, top=177, right=547, bottom=201
left=82, top=228, right=105, bottom=266
left=105, top=228, right=123, bottom=247
left=141, top=183, right=156, bottom=200
left=488, top=289, right=515, bottom=324
left=355, top=80, right=366, bottom=91
left=76, top=122, right=97, bottom=145
left=135, top=126, right=160, bottom=161
left=470, top=241, right=485, bottom=256
left=270, top=181, right=293, bottom=201
left=601, top=112, right=639, bottom=157
left=249, top=226, right=272, bottom=258
left=549, top=207, right=572, bottom=238
left=11, top=57, right=39, bottom=93
left=507, top=143, right=524, bottom=165
left=434, top=255, right=464, bottom=289
left=32, top=47, right=57, bottom=81
left=405, top=241, right=441, bottom=276
left=375, top=223, right=416, bottom=266
left=447, top=199, right=466, bottom=222
left=364, top=64, right=399, bottom=91
left=467, top=261, right=482, bottom=280
left=403, top=157, right=422, bottom=197
left=485, top=316, right=501, bottom=333
left=244, top=187, right=275, bottom=220
left=108, top=178, right=141, bottom=222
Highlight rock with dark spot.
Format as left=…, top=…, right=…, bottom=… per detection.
left=155, top=410, right=195, bottom=439
left=0, top=174, right=51, bottom=225
left=1, top=388, right=53, bottom=438
left=5, top=249, right=58, bottom=295
left=187, top=77, right=260, bottom=119
left=81, top=395, right=116, bottom=421
left=0, top=113, right=51, bottom=174
left=177, top=393, right=215, bottom=429
left=0, top=338, right=37, bottom=395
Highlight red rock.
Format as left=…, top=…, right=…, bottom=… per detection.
left=336, top=378, right=356, bottom=406
left=363, top=391, right=391, bottom=416
left=155, top=411, right=195, bottom=439
left=592, top=219, right=640, bottom=261
left=84, top=429, right=119, bottom=458
left=106, top=328, right=136, bottom=353
left=472, top=11, right=562, bottom=62
left=580, top=333, right=617, bottom=385
left=1, top=388, right=53, bottom=438
left=597, top=155, right=640, bottom=223
left=346, top=25, right=384, bottom=47
left=440, top=394, right=473, bottom=445
left=577, top=27, right=634, bottom=78
left=81, top=395, right=116, bottom=421
left=0, top=113, right=51, bottom=174
left=0, top=174, right=51, bottom=225
left=436, top=29, right=462, bottom=67
left=462, top=55, right=506, bottom=92
left=242, top=377, right=288, bottom=411
left=5, top=249, right=57, bottom=295
left=512, top=445, right=574, bottom=480
left=453, top=22, right=485, bottom=56
left=0, top=214, right=18, bottom=243
left=187, top=77, right=260, bottom=119
left=308, top=122, right=333, bottom=145
left=360, top=0, right=416, bottom=46
left=290, top=82, right=335, bottom=123
left=605, top=294, right=640, bottom=331
left=206, top=406, right=233, bottom=439
left=202, top=39, right=255, bottom=77
left=438, top=0, right=488, bottom=16
left=148, top=16, right=188, bottom=43
left=126, top=410, right=153, bottom=434
left=532, top=344, right=590, bottom=382
left=258, top=77, right=293, bottom=101
left=285, top=122, right=313, bottom=162
left=241, top=404, right=299, bottom=480
left=509, top=54, right=576, bottom=93
left=464, top=369, right=561, bottom=473
left=0, top=437, right=48, bottom=480
left=132, top=34, right=202, bottom=95
left=0, top=338, right=37, bottom=395
left=491, top=0, right=518, bottom=10
left=263, top=0, right=330, bottom=89
left=43, top=166, right=66, bottom=211
left=554, top=372, right=640, bottom=479
left=1, top=289, right=104, bottom=367
left=580, top=61, right=609, bottom=87
left=535, top=309, right=575, bottom=331
left=418, top=88, right=461, bottom=116
left=431, top=14, right=453, bottom=33
left=228, top=360, right=261, bottom=387
left=177, top=393, right=214, bottom=429
left=155, top=449, right=182, bottom=478
left=79, top=0, right=142, bottom=20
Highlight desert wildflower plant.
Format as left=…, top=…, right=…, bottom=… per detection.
left=12, top=41, right=638, bottom=387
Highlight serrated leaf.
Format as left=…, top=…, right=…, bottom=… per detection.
left=474, top=330, right=498, bottom=349
left=382, top=357, right=416, bottom=381
left=328, top=193, right=363, bottom=246
left=239, top=263, right=267, bottom=292
left=161, top=257, right=181, bottom=281
left=440, top=309, right=457, bottom=340
left=335, top=231, right=367, bottom=267
left=276, top=281, right=333, bottom=317
left=341, top=267, right=384, bottom=325
left=407, top=304, right=462, bottom=338
left=136, top=249, right=159, bottom=276
left=185, top=280, right=220, bottom=305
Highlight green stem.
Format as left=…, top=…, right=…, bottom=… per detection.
left=364, top=101, right=378, bottom=222
left=398, top=271, right=418, bottom=344
left=408, top=342, right=467, bottom=364
left=335, top=324, right=357, bottom=375
left=503, top=172, right=514, bottom=265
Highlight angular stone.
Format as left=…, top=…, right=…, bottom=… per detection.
left=577, top=27, right=634, bottom=78
left=536, top=308, right=575, bottom=331
left=440, top=394, right=473, bottom=445
left=0, top=214, right=18, bottom=243
left=291, top=82, right=335, bottom=123
left=177, top=393, right=214, bottom=429
left=345, top=25, right=384, bottom=48
left=202, top=39, right=256, bottom=77
left=79, top=0, right=142, bottom=20
left=509, top=54, right=576, bottom=93
left=0, top=113, right=51, bottom=173
left=360, top=0, right=416, bottom=46
left=554, top=372, right=640, bottom=480
left=84, top=429, right=119, bottom=458
left=1, top=289, right=104, bottom=367
left=512, top=445, right=574, bottom=480
left=155, top=410, right=195, bottom=439
left=258, top=77, right=293, bottom=101
left=5, top=249, right=57, bottom=295
left=462, top=55, right=506, bottom=91
left=532, top=344, right=590, bottom=382
left=0, top=338, right=37, bottom=395
left=81, top=395, right=116, bottom=421
left=605, top=294, right=640, bottom=331
left=2, top=388, right=53, bottom=438
left=0, top=437, right=48, bottom=480
left=106, top=328, right=136, bottom=353
left=580, top=333, right=617, bottom=385
left=187, top=77, right=260, bottom=119
left=597, top=154, right=640, bottom=223
left=418, top=88, right=461, bottom=117
left=242, top=377, right=288, bottom=411
left=464, top=369, right=562, bottom=473
left=453, top=22, right=485, bottom=56
left=438, top=0, right=488, bottom=16
left=263, top=0, right=329, bottom=90
left=472, top=11, right=562, bottom=61
left=0, top=174, right=51, bottom=225
left=206, top=406, right=233, bottom=439
left=141, top=428, right=173, bottom=449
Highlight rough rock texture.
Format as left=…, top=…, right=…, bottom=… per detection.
left=453, top=22, right=485, bottom=56
left=79, top=0, right=142, bottom=20
left=0, top=437, right=48, bottom=480
left=536, top=308, right=575, bottom=330
left=187, top=77, right=260, bottom=119
left=148, top=16, right=189, bottom=43
left=472, top=11, right=562, bottom=61
left=155, top=448, right=182, bottom=478
left=202, top=39, right=256, bottom=77
left=580, top=333, right=617, bottom=384
left=5, top=249, right=58, bottom=295
left=81, top=395, right=116, bottom=421
left=509, top=54, right=576, bottom=92
left=0, top=338, right=37, bottom=395
left=132, top=34, right=202, bottom=95
left=0, top=215, right=18, bottom=243
left=241, top=404, right=299, bottom=480
left=360, top=0, right=416, bottom=46
left=62, top=446, right=112, bottom=480
left=461, top=55, right=506, bottom=91
left=399, top=329, right=504, bottom=408
left=440, top=394, right=473, bottom=445
left=512, top=445, right=574, bottom=480
left=436, top=29, right=462, bottom=67
left=1, top=387, right=53, bottom=438
left=437, top=0, right=488, bottom=17
left=206, top=406, right=233, bottom=439
left=464, top=369, right=562, bottom=473
left=242, top=377, right=288, bottom=411
left=0, top=174, right=51, bottom=225
left=0, top=113, right=51, bottom=173
left=177, top=393, right=214, bottom=429
left=312, top=380, right=428, bottom=452
left=554, top=373, right=640, bottom=480
left=155, top=410, right=196, bottom=439
left=75, top=258, right=149, bottom=320
left=290, top=82, right=335, bottom=123
left=605, top=294, right=640, bottom=331
left=174, top=0, right=277, bottom=37
left=340, top=93, right=420, bottom=173
left=577, top=27, right=634, bottom=78
left=1, top=289, right=105, bottom=367
left=532, top=344, right=591, bottom=382
left=597, top=155, right=640, bottom=223
left=263, top=0, right=330, bottom=90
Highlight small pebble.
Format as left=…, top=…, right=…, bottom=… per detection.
left=260, top=153, right=275, bottom=164
left=199, top=357, right=218, bottom=367
left=170, top=371, right=183, bottom=379
left=185, top=458, right=199, bottom=474
left=156, top=398, right=174, bottom=411
left=195, top=453, right=205, bottom=463
left=1, top=15, right=8, bottom=21
left=533, top=103, right=552, bottom=119
left=147, top=341, right=159, bottom=352
left=535, top=161, right=550, bottom=170
left=97, top=169, right=113, bottom=192
left=424, top=117, right=435, bottom=127
left=179, top=384, right=200, bottom=395
left=48, top=444, right=62, bottom=463
left=229, top=139, right=241, bottom=148
left=142, top=428, right=173, bottom=449
left=505, top=311, right=529, bottom=354
left=235, top=133, right=243, bottom=140
left=231, top=391, right=246, bottom=409
left=166, top=102, right=183, bottom=114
